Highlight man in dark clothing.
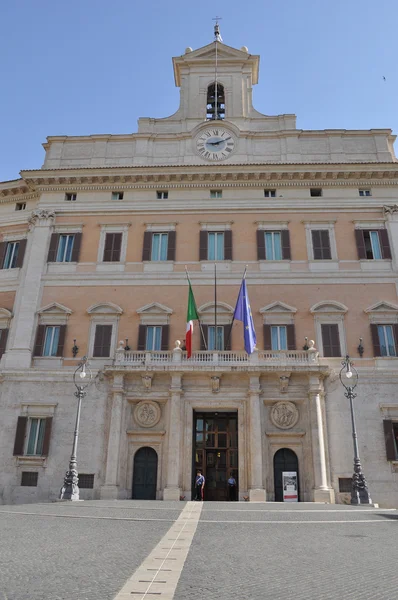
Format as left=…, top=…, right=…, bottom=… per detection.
left=194, top=470, right=205, bottom=500
left=227, top=474, right=237, bottom=501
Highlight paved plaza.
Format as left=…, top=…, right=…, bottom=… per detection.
left=0, top=500, right=397, bottom=600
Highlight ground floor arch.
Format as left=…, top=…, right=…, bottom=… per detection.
left=132, top=446, right=158, bottom=500
left=273, top=448, right=299, bottom=502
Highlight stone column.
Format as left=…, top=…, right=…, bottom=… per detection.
left=100, top=373, right=125, bottom=499
left=3, top=210, right=55, bottom=369
left=163, top=372, right=183, bottom=500
left=308, top=375, right=335, bottom=503
left=384, top=206, right=398, bottom=272
left=248, top=375, right=266, bottom=501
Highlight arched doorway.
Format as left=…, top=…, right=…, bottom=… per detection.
left=132, top=447, right=158, bottom=500
left=273, top=448, right=299, bottom=502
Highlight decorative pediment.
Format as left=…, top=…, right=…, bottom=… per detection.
left=38, top=302, right=72, bottom=315
left=260, top=302, right=297, bottom=314
left=137, top=302, right=173, bottom=315
left=87, top=302, right=123, bottom=315
left=198, top=302, right=233, bottom=325
left=310, top=301, right=348, bottom=314
left=364, top=301, right=398, bottom=313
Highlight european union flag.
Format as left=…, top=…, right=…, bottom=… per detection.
left=233, top=278, right=257, bottom=354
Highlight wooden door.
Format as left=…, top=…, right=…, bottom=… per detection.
left=132, top=447, right=158, bottom=500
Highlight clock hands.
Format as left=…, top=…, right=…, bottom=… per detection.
left=207, top=137, right=232, bottom=147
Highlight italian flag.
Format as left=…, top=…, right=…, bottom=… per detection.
left=186, top=282, right=199, bottom=358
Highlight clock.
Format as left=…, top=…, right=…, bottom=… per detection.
left=195, top=127, right=235, bottom=161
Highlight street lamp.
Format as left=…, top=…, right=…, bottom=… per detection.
left=59, top=356, right=92, bottom=501
left=339, top=355, right=372, bottom=505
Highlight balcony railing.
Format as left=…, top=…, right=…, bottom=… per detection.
left=113, top=345, right=319, bottom=369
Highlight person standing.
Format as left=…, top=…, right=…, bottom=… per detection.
left=227, top=473, right=237, bottom=501
left=194, top=470, right=205, bottom=501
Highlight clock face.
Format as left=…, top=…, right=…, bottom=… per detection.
left=195, top=128, right=235, bottom=161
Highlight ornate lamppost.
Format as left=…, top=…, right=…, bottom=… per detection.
left=59, top=356, right=92, bottom=501
left=339, top=355, right=372, bottom=505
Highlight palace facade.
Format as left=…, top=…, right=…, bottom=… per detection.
left=1, top=34, right=398, bottom=507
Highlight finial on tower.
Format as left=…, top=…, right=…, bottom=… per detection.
left=213, top=16, right=223, bottom=42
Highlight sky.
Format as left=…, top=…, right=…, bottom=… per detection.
left=1, top=0, right=397, bottom=182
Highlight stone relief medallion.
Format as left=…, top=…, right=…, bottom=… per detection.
left=134, top=400, right=161, bottom=428
left=270, top=401, right=299, bottom=430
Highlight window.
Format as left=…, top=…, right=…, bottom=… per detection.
left=265, top=232, right=282, bottom=260
left=146, top=326, right=163, bottom=350
left=0, top=328, right=9, bottom=359
left=264, top=190, right=276, bottom=198
left=208, top=232, right=224, bottom=260
left=206, top=82, right=225, bottom=120
left=310, top=188, right=323, bottom=197
left=21, top=472, right=38, bottom=486
left=65, top=193, right=77, bottom=202
left=79, top=474, right=95, bottom=489
left=373, top=324, right=397, bottom=357
left=338, top=478, right=352, bottom=493
left=151, top=233, right=168, bottom=261
left=93, top=324, right=113, bottom=357
left=111, top=191, right=124, bottom=201
left=15, top=202, right=26, bottom=211
left=103, top=232, right=122, bottom=262
left=311, top=230, right=332, bottom=260
left=271, top=326, right=287, bottom=350
left=34, top=324, right=66, bottom=357
left=13, top=416, right=53, bottom=457
left=210, top=190, right=222, bottom=199
left=26, top=418, right=46, bottom=455
left=3, top=242, right=19, bottom=269
left=383, top=420, right=398, bottom=461
left=208, top=325, right=224, bottom=351
left=56, top=235, right=75, bottom=263
left=355, top=229, right=391, bottom=260
left=359, top=189, right=372, bottom=197
left=156, top=191, right=168, bottom=200
left=321, top=324, right=341, bottom=357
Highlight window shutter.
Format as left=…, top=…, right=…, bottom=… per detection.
left=56, top=325, right=66, bottom=357
left=263, top=325, right=272, bottom=350
left=71, top=233, right=82, bottom=262
left=330, top=324, right=341, bottom=356
left=161, top=325, right=169, bottom=350
left=0, top=328, right=9, bottom=358
left=311, top=230, right=322, bottom=260
left=15, top=239, right=27, bottom=268
left=41, top=417, right=53, bottom=456
left=286, top=324, right=296, bottom=350
left=95, top=324, right=112, bottom=357
left=370, top=324, right=381, bottom=357
left=321, top=324, right=341, bottom=357
left=33, top=325, right=46, bottom=357
left=137, top=325, right=147, bottom=351
left=383, top=420, right=397, bottom=461
left=224, top=230, right=233, bottom=260
left=393, top=325, right=398, bottom=354
left=103, top=233, right=118, bottom=262
left=379, top=229, right=392, bottom=260
left=112, top=233, right=122, bottom=262
left=47, top=233, right=59, bottom=262
left=199, top=231, right=208, bottom=261
left=142, top=232, right=152, bottom=261
left=320, top=230, right=331, bottom=259
left=223, top=325, right=231, bottom=350
left=281, top=230, right=291, bottom=260
left=13, top=416, right=27, bottom=456
left=355, top=229, right=366, bottom=259
left=0, top=242, right=6, bottom=268
left=167, top=231, right=176, bottom=261
left=200, top=325, right=208, bottom=350
left=257, top=230, right=266, bottom=260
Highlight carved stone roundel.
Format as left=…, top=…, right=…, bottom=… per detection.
left=134, top=401, right=161, bottom=428
left=270, top=401, right=299, bottom=430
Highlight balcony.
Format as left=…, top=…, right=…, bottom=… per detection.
left=112, top=343, right=322, bottom=373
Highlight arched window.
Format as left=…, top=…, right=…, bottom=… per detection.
left=206, top=83, right=225, bottom=120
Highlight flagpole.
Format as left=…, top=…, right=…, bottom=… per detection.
left=185, top=266, right=207, bottom=351
left=226, top=265, right=248, bottom=351
left=214, top=263, right=218, bottom=350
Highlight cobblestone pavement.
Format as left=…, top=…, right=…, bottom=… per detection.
left=0, top=501, right=397, bottom=600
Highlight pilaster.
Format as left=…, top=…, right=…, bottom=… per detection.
left=100, top=373, right=125, bottom=499
left=3, top=210, right=55, bottom=369
left=163, top=372, right=183, bottom=501
left=384, top=206, right=398, bottom=272
left=248, top=375, right=266, bottom=501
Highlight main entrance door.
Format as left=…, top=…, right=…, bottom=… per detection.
left=273, top=448, right=299, bottom=502
left=132, top=447, right=158, bottom=500
left=193, top=412, right=238, bottom=501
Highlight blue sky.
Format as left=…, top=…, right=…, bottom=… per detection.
left=1, top=0, right=397, bottom=181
